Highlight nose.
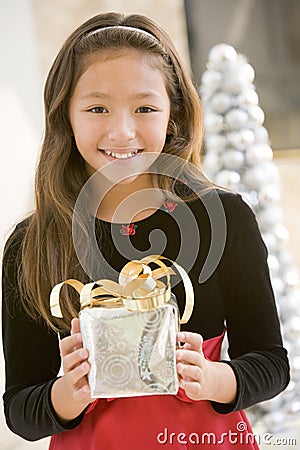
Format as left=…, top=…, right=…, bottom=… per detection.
left=107, top=111, right=136, bottom=142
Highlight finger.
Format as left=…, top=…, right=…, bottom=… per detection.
left=176, top=348, right=202, bottom=366
left=63, top=347, right=89, bottom=373
left=72, top=384, right=92, bottom=403
left=60, top=332, right=82, bottom=357
left=64, top=360, right=90, bottom=391
left=71, top=318, right=81, bottom=335
left=179, top=379, right=202, bottom=401
left=71, top=319, right=83, bottom=351
left=177, top=362, right=202, bottom=382
left=70, top=360, right=90, bottom=382
left=67, top=372, right=92, bottom=404
left=178, top=332, right=203, bottom=352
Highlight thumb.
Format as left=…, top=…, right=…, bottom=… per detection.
left=71, top=317, right=81, bottom=335
left=178, top=331, right=203, bottom=353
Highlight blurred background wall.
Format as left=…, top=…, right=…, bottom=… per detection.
left=0, top=1, right=299, bottom=449
left=185, top=0, right=300, bottom=151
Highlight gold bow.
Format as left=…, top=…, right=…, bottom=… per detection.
left=50, top=255, right=194, bottom=325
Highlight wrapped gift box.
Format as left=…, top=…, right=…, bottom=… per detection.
left=80, top=297, right=179, bottom=397
left=50, top=255, right=193, bottom=399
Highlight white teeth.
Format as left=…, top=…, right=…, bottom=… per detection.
left=103, top=150, right=139, bottom=159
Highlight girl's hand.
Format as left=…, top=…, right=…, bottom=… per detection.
left=176, top=331, right=237, bottom=404
left=59, top=318, right=92, bottom=405
left=176, top=331, right=212, bottom=401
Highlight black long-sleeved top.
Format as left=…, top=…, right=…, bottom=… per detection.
left=2, top=190, right=289, bottom=441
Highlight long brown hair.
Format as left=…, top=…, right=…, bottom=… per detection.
left=7, top=12, right=211, bottom=331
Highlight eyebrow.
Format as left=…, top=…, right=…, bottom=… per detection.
left=80, top=91, right=162, bottom=101
left=80, top=92, right=110, bottom=100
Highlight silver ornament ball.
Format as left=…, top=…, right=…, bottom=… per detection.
left=290, top=356, right=300, bottom=373
left=257, top=206, right=283, bottom=230
left=208, top=44, right=237, bottom=69
left=211, top=92, right=232, bottom=114
left=237, top=88, right=259, bottom=108
left=215, top=170, right=240, bottom=190
left=253, top=126, right=269, bottom=144
left=223, top=73, right=250, bottom=95
left=203, top=152, right=223, bottom=175
left=262, top=231, right=278, bottom=252
left=284, top=317, right=300, bottom=338
left=282, top=289, right=300, bottom=315
left=260, top=162, right=280, bottom=183
left=204, top=113, right=224, bottom=133
left=225, top=108, right=248, bottom=130
left=258, top=185, right=281, bottom=206
left=243, top=166, right=267, bottom=190
left=248, top=105, right=265, bottom=126
left=268, top=254, right=280, bottom=274
left=227, top=129, right=255, bottom=149
left=201, top=69, right=222, bottom=92
left=245, top=144, right=273, bottom=165
left=274, top=224, right=289, bottom=243
left=205, top=134, right=227, bottom=152
left=241, top=63, right=255, bottom=83
left=283, top=269, right=300, bottom=288
left=222, top=150, right=245, bottom=170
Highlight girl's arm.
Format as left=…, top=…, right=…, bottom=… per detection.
left=220, top=194, right=290, bottom=412
left=174, top=192, right=289, bottom=410
left=2, top=222, right=87, bottom=440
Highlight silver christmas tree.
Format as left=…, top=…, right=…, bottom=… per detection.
left=200, top=43, right=300, bottom=436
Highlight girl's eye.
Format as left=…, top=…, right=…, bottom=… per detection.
left=87, top=106, right=108, bottom=114
left=136, top=106, right=156, bottom=113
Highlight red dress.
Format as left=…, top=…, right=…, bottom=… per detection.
left=49, top=333, right=259, bottom=449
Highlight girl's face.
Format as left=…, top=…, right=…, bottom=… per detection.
left=69, top=48, right=171, bottom=185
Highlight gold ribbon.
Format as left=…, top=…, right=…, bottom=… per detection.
left=50, top=255, right=194, bottom=325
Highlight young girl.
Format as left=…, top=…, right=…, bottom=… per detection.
left=2, top=12, right=289, bottom=450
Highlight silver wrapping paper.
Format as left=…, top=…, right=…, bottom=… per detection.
left=80, top=303, right=179, bottom=398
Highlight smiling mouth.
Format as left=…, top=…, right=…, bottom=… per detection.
left=100, top=149, right=143, bottom=160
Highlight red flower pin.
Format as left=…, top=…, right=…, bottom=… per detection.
left=163, top=200, right=178, bottom=213
left=120, top=223, right=137, bottom=236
